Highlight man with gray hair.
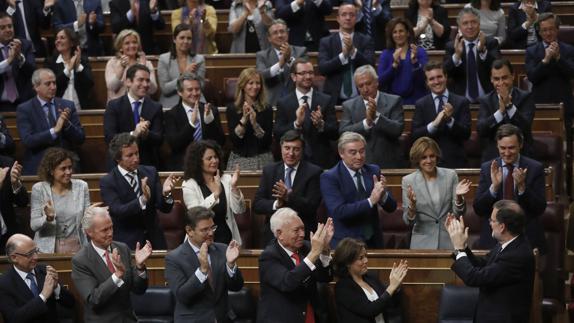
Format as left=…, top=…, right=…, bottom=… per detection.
left=339, top=64, right=404, bottom=168
left=72, top=206, right=152, bottom=322
left=16, top=67, right=85, bottom=174
left=320, top=131, right=397, bottom=248
left=257, top=208, right=334, bottom=323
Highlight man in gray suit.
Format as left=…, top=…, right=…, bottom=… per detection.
left=72, top=206, right=152, bottom=323
left=165, top=206, right=244, bottom=323
left=256, top=19, right=308, bottom=107
left=339, top=64, right=405, bottom=168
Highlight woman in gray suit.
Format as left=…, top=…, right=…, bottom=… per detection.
left=158, top=23, right=206, bottom=109
left=30, top=148, right=90, bottom=254
left=402, top=137, right=471, bottom=249
left=228, top=0, right=273, bottom=53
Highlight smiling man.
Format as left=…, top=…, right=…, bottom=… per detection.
left=473, top=124, right=547, bottom=253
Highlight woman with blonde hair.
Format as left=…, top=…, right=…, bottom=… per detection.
left=172, top=0, right=218, bottom=54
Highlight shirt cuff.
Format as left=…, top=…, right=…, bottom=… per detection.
left=112, top=273, right=125, bottom=287
left=339, top=52, right=349, bottom=65
left=349, top=48, right=357, bottom=60
left=446, top=118, right=455, bottom=128
left=227, top=263, right=237, bottom=277
left=489, top=186, right=497, bottom=197
left=507, top=105, right=517, bottom=118
left=6, top=6, right=15, bottom=16
left=77, top=64, right=84, bottom=73
left=195, top=267, right=208, bottom=283
left=456, top=252, right=468, bottom=260
left=367, top=197, right=374, bottom=208
left=139, top=195, right=147, bottom=210
left=127, top=10, right=135, bottom=22
left=313, top=0, right=323, bottom=6
left=494, top=110, right=504, bottom=123
left=50, top=128, right=57, bottom=139
left=303, top=257, right=316, bottom=271
left=150, top=10, right=160, bottom=20
left=452, top=54, right=462, bottom=67
left=39, top=293, right=47, bottom=302
left=478, top=49, right=488, bottom=60
left=427, top=122, right=438, bottom=134
left=272, top=200, right=278, bottom=210
left=0, top=59, right=9, bottom=74
left=380, top=191, right=388, bottom=204
left=73, top=21, right=79, bottom=32
left=363, top=119, right=373, bottom=130
left=54, top=284, right=61, bottom=300
left=293, top=121, right=302, bottom=129
left=522, top=22, right=529, bottom=30
left=204, top=112, right=214, bottom=124
left=269, top=62, right=282, bottom=77
left=290, top=1, right=301, bottom=12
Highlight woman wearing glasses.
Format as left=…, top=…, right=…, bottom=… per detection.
left=182, top=140, right=246, bottom=245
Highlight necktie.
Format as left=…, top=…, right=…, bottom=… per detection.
left=301, top=95, right=311, bottom=128
left=436, top=95, right=445, bottom=113
left=126, top=171, right=141, bottom=197
left=188, top=109, right=202, bottom=142
left=290, top=253, right=315, bottom=323
left=2, top=46, right=18, bottom=103
left=363, top=0, right=373, bottom=39
left=44, top=102, right=56, bottom=127
left=132, top=101, right=141, bottom=126
left=13, top=1, right=28, bottom=41
left=466, top=43, right=479, bottom=102
left=26, top=273, right=40, bottom=297
left=285, top=167, right=294, bottom=190
left=104, top=250, right=116, bottom=273
left=355, top=171, right=374, bottom=239
left=504, top=164, right=514, bottom=199
left=343, top=63, right=353, bottom=98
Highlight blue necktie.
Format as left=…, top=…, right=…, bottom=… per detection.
left=44, top=102, right=56, bottom=127
left=436, top=95, right=445, bottom=113
left=467, top=43, right=479, bottom=102
left=132, top=101, right=141, bottom=126
left=26, top=273, right=40, bottom=297
left=363, top=0, right=373, bottom=39
left=285, top=167, right=294, bottom=189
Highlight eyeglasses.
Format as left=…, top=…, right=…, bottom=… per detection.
left=198, top=225, right=218, bottom=234
left=14, top=248, right=40, bottom=258
left=295, top=71, right=314, bottom=76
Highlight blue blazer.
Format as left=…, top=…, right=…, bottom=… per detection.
left=52, top=0, right=104, bottom=56
left=320, top=161, right=397, bottom=248
left=16, top=97, right=85, bottom=175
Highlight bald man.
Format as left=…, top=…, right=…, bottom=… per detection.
left=0, top=234, right=74, bottom=323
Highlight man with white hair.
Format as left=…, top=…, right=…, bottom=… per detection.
left=257, top=208, right=334, bottom=323
left=72, top=206, right=152, bottom=322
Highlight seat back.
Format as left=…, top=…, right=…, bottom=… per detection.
left=438, top=285, right=479, bottom=323
left=131, top=287, right=174, bottom=322
left=228, top=287, right=256, bottom=323
left=157, top=200, right=187, bottom=251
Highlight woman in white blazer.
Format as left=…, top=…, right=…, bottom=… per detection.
left=402, top=137, right=471, bottom=249
left=30, top=148, right=90, bottom=254
left=182, top=140, right=246, bottom=245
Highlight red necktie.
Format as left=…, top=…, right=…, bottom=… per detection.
left=290, top=253, right=315, bottom=323
left=504, top=164, right=514, bottom=199
left=104, top=250, right=116, bottom=273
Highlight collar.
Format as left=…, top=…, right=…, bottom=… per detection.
left=338, top=31, right=354, bottom=40
left=342, top=161, right=362, bottom=179
left=274, top=47, right=282, bottom=57
left=55, top=54, right=65, bottom=64
left=37, top=96, right=54, bottom=107
left=182, top=101, right=195, bottom=113
left=284, top=162, right=300, bottom=172
left=501, top=235, right=519, bottom=250
left=277, top=240, right=296, bottom=258
left=500, top=155, right=520, bottom=169
left=463, top=39, right=479, bottom=47
left=362, top=92, right=380, bottom=105
left=127, top=92, right=144, bottom=106
left=91, top=240, right=112, bottom=258
left=187, top=239, right=202, bottom=254
left=518, top=1, right=538, bottom=10
left=431, top=89, right=449, bottom=100
left=117, top=164, right=138, bottom=177
left=13, top=265, right=34, bottom=281
left=296, top=88, right=313, bottom=101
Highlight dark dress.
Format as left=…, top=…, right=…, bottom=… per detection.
left=200, top=182, right=232, bottom=244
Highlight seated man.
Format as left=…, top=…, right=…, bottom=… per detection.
left=165, top=206, right=244, bottom=323
left=257, top=208, right=333, bottom=323
left=16, top=68, right=85, bottom=175
left=0, top=159, right=27, bottom=253
left=0, top=234, right=75, bottom=323
left=254, top=130, right=323, bottom=245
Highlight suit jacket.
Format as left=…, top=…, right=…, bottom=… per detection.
left=109, top=0, right=166, bottom=54
left=320, top=161, right=397, bottom=248
left=452, top=236, right=534, bottom=323
left=256, top=45, right=308, bottom=106
left=52, top=0, right=104, bottom=56
left=253, top=160, right=323, bottom=240
left=274, top=90, right=338, bottom=168
left=157, top=52, right=206, bottom=109
left=444, top=37, right=500, bottom=101
left=335, top=272, right=403, bottom=323
left=274, top=0, right=332, bottom=51
left=164, top=102, right=224, bottom=170
left=401, top=168, right=465, bottom=249
left=72, top=241, right=148, bottom=323
left=339, top=91, right=405, bottom=168
left=411, top=92, right=471, bottom=168
left=257, top=239, right=332, bottom=323
left=0, top=115, right=15, bottom=155
left=318, top=32, right=374, bottom=105
left=104, top=95, right=164, bottom=169
left=0, top=0, right=50, bottom=57
left=46, top=53, right=95, bottom=109
left=0, top=156, right=28, bottom=253
left=473, top=156, right=547, bottom=253
left=405, top=4, right=450, bottom=50
left=0, top=38, right=36, bottom=108
left=506, top=0, right=551, bottom=49
left=477, top=88, right=535, bottom=161
left=16, top=97, right=85, bottom=175
left=0, top=264, right=75, bottom=323
left=165, top=241, right=244, bottom=323
left=99, top=165, right=173, bottom=249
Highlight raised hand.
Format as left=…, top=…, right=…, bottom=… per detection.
left=198, top=242, right=209, bottom=274
left=212, top=170, right=222, bottom=198
left=477, top=31, right=486, bottom=52
left=149, top=0, right=158, bottom=12
left=0, top=167, right=8, bottom=185
left=226, top=240, right=240, bottom=267
left=322, top=217, right=334, bottom=253
left=443, top=102, right=454, bottom=119
left=162, top=173, right=180, bottom=196
left=44, top=200, right=56, bottom=222
left=490, top=160, right=502, bottom=191
left=406, top=185, right=417, bottom=220
left=445, top=215, right=468, bottom=250
left=135, top=240, right=152, bottom=269
left=54, top=108, right=71, bottom=133
left=513, top=167, right=528, bottom=193
left=310, top=108, right=324, bottom=128
left=365, top=97, right=377, bottom=125
left=454, top=33, right=464, bottom=59
left=309, top=222, right=327, bottom=262
left=41, top=271, right=56, bottom=299
left=387, top=259, right=408, bottom=294
left=369, top=174, right=385, bottom=204
left=248, top=108, right=257, bottom=125
left=77, top=12, right=87, bottom=27
left=410, top=44, right=418, bottom=64
left=295, top=103, right=306, bottom=127
left=342, top=33, right=353, bottom=57
left=272, top=180, right=289, bottom=207
left=46, top=265, right=59, bottom=289
left=392, top=47, right=402, bottom=68
left=204, top=103, right=213, bottom=119
left=88, top=11, right=97, bottom=24
left=141, top=177, right=151, bottom=201
left=456, top=179, right=471, bottom=196
left=111, top=248, right=126, bottom=278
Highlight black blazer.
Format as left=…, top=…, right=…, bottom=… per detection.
left=452, top=236, right=535, bottom=323
left=411, top=92, right=471, bottom=168
left=352, top=0, right=392, bottom=51
left=104, top=95, right=164, bottom=169
left=476, top=87, right=535, bottom=161
left=405, top=3, right=451, bottom=50
left=0, top=0, right=50, bottom=57
left=335, top=272, right=403, bottom=323
left=99, top=165, right=174, bottom=249
left=506, top=0, right=551, bottom=49
left=274, top=90, right=338, bottom=168
left=0, top=38, right=36, bottom=107
left=46, top=53, right=95, bottom=109
left=0, top=265, right=75, bottom=323
left=164, top=102, right=225, bottom=171
left=0, top=156, right=29, bottom=253
left=226, top=103, right=273, bottom=157
left=257, top=239, right=333, bottom=323
left=274, top=0, right=333, bottom=51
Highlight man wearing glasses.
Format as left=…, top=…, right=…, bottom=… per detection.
left=0, top=233, right=75, bottom=323
left=165, top=206, right=244, bottom=323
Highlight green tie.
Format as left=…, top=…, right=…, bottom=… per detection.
left=343, top=63, right=353, bottom=98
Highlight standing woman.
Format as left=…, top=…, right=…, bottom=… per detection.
left=158, top=23, right=206, bottom=109
left=507, top=0, right=551, bottom=49
left=30, top=148, right=91, bottom=254
left=46, top=28, right=95, bottom=110
left=466, top=0, right=506, bottom=46
left=226, top=67, right=273, bottom=170
left=378, top=17, right=428, bottom=105
left=182, top=140, right=246, bottom=245
left=228, top=0, right=273, bottom=53
left=171, top=0, right=218, bottom=54
left=401, top=137, right=471, bottom=249
left=405, top=0, right=451, bottom=50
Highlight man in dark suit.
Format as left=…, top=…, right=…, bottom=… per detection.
left=110, top=0, right=166, bottom=54
left=412, top=61, right=471, bottom=168
left=351, top=0, right=392, bottom=50
left=164, top=72, right=224, bottom=171
left=100, top=133, right=177, bottom=250
left=257, top=208, right=333, bottom=323
left=0, top=0, right=52, bottom=58
left=0, top=13, right=36, bottom=112
left=104, top=64, right=163, bottom=169
left=256, top=19, right=308, bottom=106
left=274, top=59, right=338, bottom=169
left=0, top=234, right=75, bottom=323
left=473, top=124, right=547, bottom=253
left=0, top=159, right=27, bottom=254
left=0, top=114, right=15, bottom=156
left=320, top=132, right=397, bottom=248
left=274, top=0, right=332, bottom=51
left=446, top=200, right=534, bottom=323
left=72, top=206, right=152, bottom=322
left=477, top=58, right=535, bottom=162
left=16, top=68, right=85, bottom=175
left=165, top=206, right=244, bottom=323
left=52, top=0, right=105, bottom=56
left=254, top=130, right=323, bottom=245
left=444, top=7, right=500, bottom=104
left=318, top=3, right=374, bottom=106
left=339, top=65, right=404, bottom=169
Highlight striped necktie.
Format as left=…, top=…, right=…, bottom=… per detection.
left=126, top=171, right=141, bottom=197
